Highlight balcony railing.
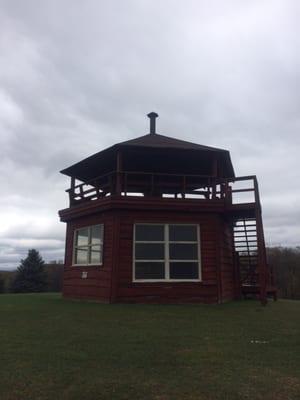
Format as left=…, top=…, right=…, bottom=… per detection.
left=66, top=171, right=260, bottom=207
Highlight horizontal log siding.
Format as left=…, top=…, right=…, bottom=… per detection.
left=115, top=210, right=219, bottom=304
left=61, top=206, right=236, bottom=304
left=63, top=212, right=114, bottom=301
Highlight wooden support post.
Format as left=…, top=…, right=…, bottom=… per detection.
left=224, top=181, right=229, bottom=203
left=110, top=215, right=120, bottom=303
left=124, top=173, right=127, bottom=196
left=211, top=156, right=218, bottom=200
left=212, top=178, right=217, bottom=199
left=233, top=251, right=242, bottom=300
left=212, top=156, right=218, bottom=177
left=227, top=185, right=232, bottom=204
left=69, top=177, right=75, bottom=206
left=220, top=183, right=225, bottom=199
left=108, top=174, right=114, bottom=196
left=254, top=177, right=268, bottom=305
left=116, top=151, right=122, bottom=196
left=71, top=176, right=75, bottom=190
left=151, top=174, right=154, bottom=196
left=182, top=176, right=186, bottom=199
left=216, top=217, right=223, bottom=304
left=79, top=184, right=84, bottom=201
left=94, top=181, right=100, bottom=199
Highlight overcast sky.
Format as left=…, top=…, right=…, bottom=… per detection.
left=0, top=0, right=299, bottom=270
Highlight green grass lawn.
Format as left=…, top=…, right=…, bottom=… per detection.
left=0, top=294, right=299, bottom=400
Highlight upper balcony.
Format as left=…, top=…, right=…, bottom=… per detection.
left=65, top=171, right=261, bottom=217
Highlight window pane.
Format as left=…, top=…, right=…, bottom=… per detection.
left=135, top=262, right=165, bottom=279
left=169, top=243, right=198, bottom=260
left=135, top=225, right=164, bottom=241
left=169, top=262, right=199, bottom=279
left=135, top=243, right=164, bottom=260
left=91, top=225, right=102, bottom=245
left=90, top=246, right=101, bottom=264
left=169, top=225, right=197, bottom=241
left=75, top=248, right=88, bottom=264
left=76, top=228, right=89, bottom=246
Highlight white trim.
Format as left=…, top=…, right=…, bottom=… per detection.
left=72, top=224, right=104, bottom=267
left=133, top=223, right=202, bottom=282
left=132, top=279, right=201, bottom=283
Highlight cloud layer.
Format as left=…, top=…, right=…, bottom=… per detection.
left=0, top=0, right=299, bottom=269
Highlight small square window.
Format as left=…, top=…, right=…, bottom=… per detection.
left=73, top=224, right=104, bottom=266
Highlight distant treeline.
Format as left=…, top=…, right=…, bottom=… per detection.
left=267, top=246, right=300, bottom=300
left=0, top=247, right=299, bottom=299
left=0, top=263, right=63, bottom=294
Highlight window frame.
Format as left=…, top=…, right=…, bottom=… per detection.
left=133, top=223, right=201, bottom=282
left=72, top=224, right=104, bottom=267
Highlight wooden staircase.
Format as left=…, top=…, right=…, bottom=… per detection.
left=234, top=218, right=258, bottom=286
left=233, top=215, right=277, bottom=303
left=223, top=176, right=277, bottom=304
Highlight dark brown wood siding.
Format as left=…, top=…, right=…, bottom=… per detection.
left=63, top=212, right=115, bottom=302
left=61, top=205, right=237, bottom=304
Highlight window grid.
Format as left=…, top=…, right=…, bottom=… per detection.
left=133, top=224, right=201, bottom=282
left=73, top=224, right=104, bottom=266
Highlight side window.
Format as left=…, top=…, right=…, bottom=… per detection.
left=73, top=224, right=104, bottom=265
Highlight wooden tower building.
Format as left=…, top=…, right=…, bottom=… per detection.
left=59, top=113, right=276, bottom=304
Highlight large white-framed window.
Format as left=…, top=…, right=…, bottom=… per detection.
left=133, top=224, right=201, bottom=282
left=73, top=224, right=104, bottom=266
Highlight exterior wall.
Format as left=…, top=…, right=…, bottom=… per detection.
left=114, top=210, right=220, bottom=304
left=63, top=212, right=115, bottom=302
left=61, top=204, right=237, bottom=304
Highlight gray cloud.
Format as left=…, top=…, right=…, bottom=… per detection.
left=0, top=0, right=299, bottom=269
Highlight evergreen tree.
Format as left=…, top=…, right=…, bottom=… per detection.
left=0, top=276, right=4, bottom=293
left=11, top=249, right=48, bottom=293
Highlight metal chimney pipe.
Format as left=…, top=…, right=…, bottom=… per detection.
left=147, top=112, right=159, bottom=134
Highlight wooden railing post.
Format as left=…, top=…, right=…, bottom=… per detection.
left=211, top=178, right=217, bottom=199
left=109, top=174, right=114, bottom=195
left=69, top=177, right=75, bottom=206
left=124, top=173, right=127, bottom=196
left=227, top=185, right=232, bottom=204
left=79, top=184, right=84, bottom=201
left=182, top=176, right=186, bottom=199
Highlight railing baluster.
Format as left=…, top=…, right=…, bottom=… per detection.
left=182, top=176, right=186, bottom=199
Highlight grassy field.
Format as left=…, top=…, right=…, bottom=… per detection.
left=0, top=294, right=299, bottom=400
